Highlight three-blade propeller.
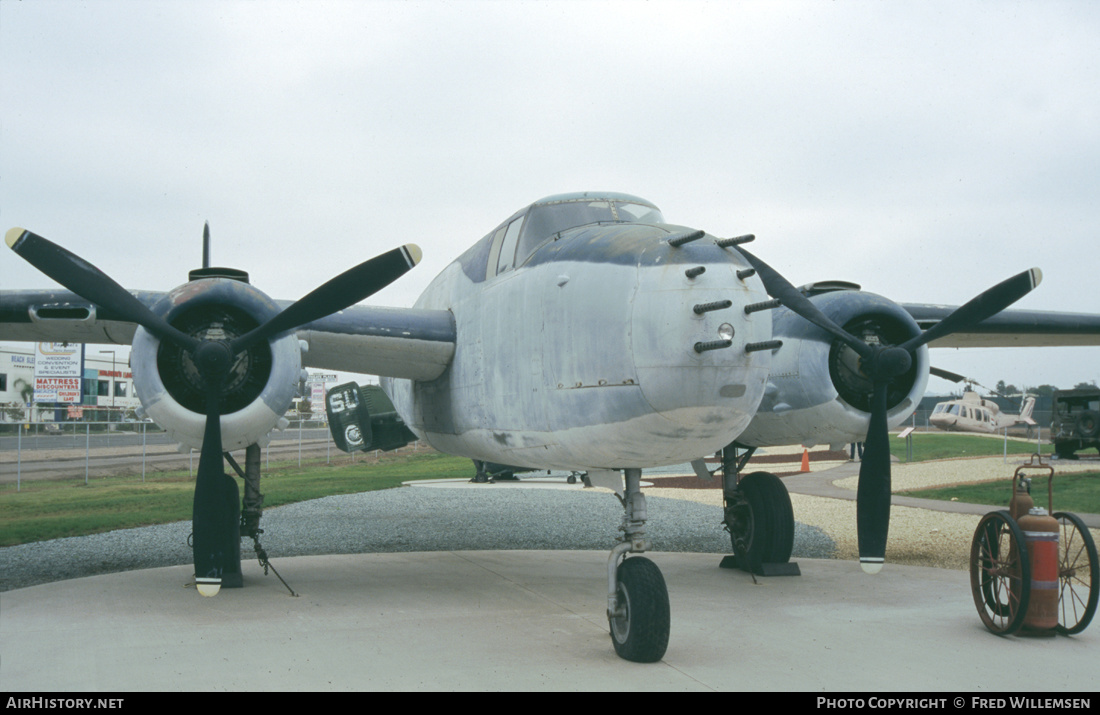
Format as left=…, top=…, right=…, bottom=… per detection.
left=6, top=227, right=421, bottom=593
left=737, top=244, right=1041, bottom=573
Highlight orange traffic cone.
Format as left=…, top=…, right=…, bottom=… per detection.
left=800, top=449, right=810, bottom=473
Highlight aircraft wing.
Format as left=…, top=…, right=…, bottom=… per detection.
left=0, top=289, right=456, bottom=381
left=903, top=304, right=1100, bottom=348
left=0, top=289, right=153, bottom=345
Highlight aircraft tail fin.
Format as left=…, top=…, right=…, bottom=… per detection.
left=1019, top=395, right=1037, bottom=425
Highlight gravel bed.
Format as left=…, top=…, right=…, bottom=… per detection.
left=6, top=451, right=1095, bottom=592
left=0, top=487, right=835, bottom=592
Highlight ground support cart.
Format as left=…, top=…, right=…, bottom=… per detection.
left=969, top=455, right=1097, bottom=636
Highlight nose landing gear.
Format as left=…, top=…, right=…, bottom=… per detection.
left=605, top=468, right=670, bottom=662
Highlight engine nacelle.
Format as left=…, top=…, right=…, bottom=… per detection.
left=130, top=277, right=302, bottom=451
left=736, top=287, right=929, bottom=449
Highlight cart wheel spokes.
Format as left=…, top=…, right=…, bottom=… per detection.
left=970, top=511, right=1031, bottom=635
left=1052, top=512, right=1098, bottom=635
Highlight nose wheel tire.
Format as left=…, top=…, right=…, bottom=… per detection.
left=970, top=511, right=1031, bottom=635
left=609, top=557, right=670, bottom=663
left=1052, top=511, right=1098, bottom=635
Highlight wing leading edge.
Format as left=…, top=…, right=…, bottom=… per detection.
left=902, top=304, right=1100, bottom=348
left=0, top=289, right=456, bottom=382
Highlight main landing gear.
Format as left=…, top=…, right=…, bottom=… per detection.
left=221, top=443, right=297, bottom=596
left=717, top=444, right=797, bottom=575
left=605, top=468, right=670, bottom=662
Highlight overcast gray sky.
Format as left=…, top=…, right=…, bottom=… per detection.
left=1, top=0, right=1097, bottom=393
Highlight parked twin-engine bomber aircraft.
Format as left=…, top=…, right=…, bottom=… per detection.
left=5, top=191, right=1100, bottom=662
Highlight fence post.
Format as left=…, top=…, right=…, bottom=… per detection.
left=85, top=422, right=90, bottom=485
left=17, top=423, right=22, bottom=492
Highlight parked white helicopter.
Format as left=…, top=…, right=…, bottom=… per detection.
left=930, top=385, right=1037, bottom=434
left=6, top=191, right=1100, bottom=662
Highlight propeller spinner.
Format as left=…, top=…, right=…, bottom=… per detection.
left=6, top=227, right=421, bottom=594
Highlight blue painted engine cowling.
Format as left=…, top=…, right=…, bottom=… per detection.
left=736, top=289, right=929, bottom=448
left=130, top=278, right=301, bottom=451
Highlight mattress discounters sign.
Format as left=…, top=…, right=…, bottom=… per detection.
left=33, top=343, right=84, bottom=403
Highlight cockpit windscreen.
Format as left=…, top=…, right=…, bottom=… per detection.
left=515, top=200, right=664, bottom=265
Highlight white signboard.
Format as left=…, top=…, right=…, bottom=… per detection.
left=34, top=377, right=83, bottom=403
left=34, top=343, right=84, bottom=404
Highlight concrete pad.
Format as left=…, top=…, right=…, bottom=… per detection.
left=1, top=551, right=1095, bottom=691
left=404, top=477, right=653, bottom=491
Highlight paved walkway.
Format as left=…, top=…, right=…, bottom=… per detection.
left=783, top=459, right=1100, bottom=528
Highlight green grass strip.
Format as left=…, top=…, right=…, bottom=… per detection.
left=890, top=432, right=1045, bottom=462
left=898, top=471, right=1099, bottom=514
left=0, top=451, right=473, bottom=546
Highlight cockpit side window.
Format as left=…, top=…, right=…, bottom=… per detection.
left=485, top=224, right=508, bottom=278
left=494, top=217, right=525, bottom=276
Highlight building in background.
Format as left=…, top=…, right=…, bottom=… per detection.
left=0, top=344, right=140, bottom=422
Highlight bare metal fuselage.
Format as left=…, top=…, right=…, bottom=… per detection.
left=386, top=223, right=773, bottom=470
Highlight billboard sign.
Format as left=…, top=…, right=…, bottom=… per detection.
left=33, top=343, right=84, bottom=404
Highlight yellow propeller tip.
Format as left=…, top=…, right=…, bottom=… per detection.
left=196, top=577, right=222, bottom=597
left=5, top=227, right=27, bottom=249
left=860, top=560, right=884, bottom=575
left=1029, top=267, right=1043, bottom=288
left=404, top=243, right=423, bottom=266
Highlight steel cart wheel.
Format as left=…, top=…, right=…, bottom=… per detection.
left=1052, top=511, right=1098, bottom=635
left=971, top=510, right=1031, bottom=635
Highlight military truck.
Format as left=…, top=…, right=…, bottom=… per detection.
left=1051, top=387, right=1100, bottom=459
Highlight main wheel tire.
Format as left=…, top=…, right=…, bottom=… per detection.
left=725, top=472, right=794, bottom=574
left=1054, top=442, right=1078, bottom=460
left=970, top=511, right=1031, bottom=636
left=609, top=556, right=670, bottom=663
left=1052, top=512, right=1098, bottom=635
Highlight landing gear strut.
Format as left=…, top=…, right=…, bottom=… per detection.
left=223, top=444, right=297, bottom=596
left=606, top=468, right=670, bottom=662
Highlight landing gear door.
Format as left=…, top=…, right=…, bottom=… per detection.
left=326, top=382, right=372, bottom=452
left=325, top=382, right=418, bottom=453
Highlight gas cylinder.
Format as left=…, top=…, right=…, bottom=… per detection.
left=1019, top=506, right=1060, bottom=631
left=1010, top=476, right=1034, bottom=521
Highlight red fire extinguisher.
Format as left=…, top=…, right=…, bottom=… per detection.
left=1019, top=505, right=1060, bottom=631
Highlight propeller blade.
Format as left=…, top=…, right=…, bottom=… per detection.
left=192, top=397, right=228, bottom=595
left=5, top=228, right=199, bottom=351
left=191, top=345, right=235, bottom=597
left=736, top=246, right=871, bottom=359
left=901, top=268, right=1041, bottom=352
left=856, top=381, right=892, bottom=573
left=232, top=244, right=422, bottom=353
left=930, top=366, right=967, bottom=383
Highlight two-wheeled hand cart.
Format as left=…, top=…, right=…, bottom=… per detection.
left=969, top=454, right=1098, bottom=636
